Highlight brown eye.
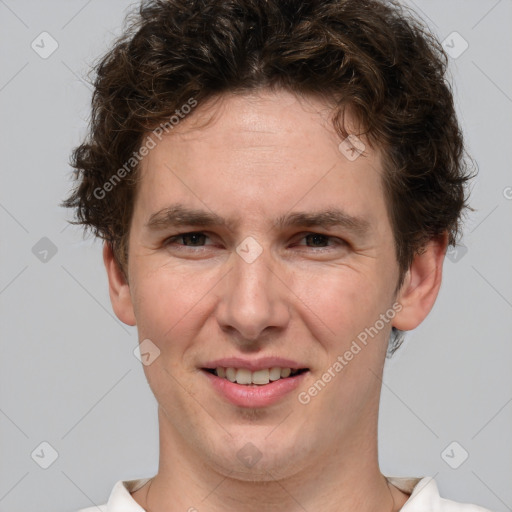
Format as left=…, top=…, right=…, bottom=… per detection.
left=295, top=233, right=345, bottom=249
left=304, top=234, right=330, bottom=247
left=165, top=232, right=209, bottom=247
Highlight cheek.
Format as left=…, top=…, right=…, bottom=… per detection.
left=131, top=268, right=198, bottom=343
left=292, top=265, right=389, bottom=345
left=130, top=263, right=225, bottom=360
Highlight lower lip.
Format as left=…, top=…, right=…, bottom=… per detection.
left=202, top=370, right=308, bottom=408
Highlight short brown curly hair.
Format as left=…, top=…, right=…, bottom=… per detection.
left=63, top=0, right=473, bottom=294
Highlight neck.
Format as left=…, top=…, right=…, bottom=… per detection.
left=132, top=407, right=410, bottom=512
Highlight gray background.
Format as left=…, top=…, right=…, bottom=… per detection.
left=0, top=0, right=511, bottom=510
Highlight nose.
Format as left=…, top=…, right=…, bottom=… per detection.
left=215, top=247, right=291, bottom=345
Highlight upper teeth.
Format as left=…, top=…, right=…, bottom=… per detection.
left=215, top=367, right=295, bottom=385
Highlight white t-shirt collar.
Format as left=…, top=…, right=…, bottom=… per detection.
left=89, top=475, right=491, bottom=512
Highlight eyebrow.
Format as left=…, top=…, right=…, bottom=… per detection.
left=145, top=203, right=371, bottom=237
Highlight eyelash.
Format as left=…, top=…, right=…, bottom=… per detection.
left=163, top=231, right=346, bottom=250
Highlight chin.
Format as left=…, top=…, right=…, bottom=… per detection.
left=203, top=426, right=311, bottom=482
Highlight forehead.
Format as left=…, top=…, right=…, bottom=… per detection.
left=161, top=90, right=360, bottom=161
left=133, top=89, right=388, bottom=233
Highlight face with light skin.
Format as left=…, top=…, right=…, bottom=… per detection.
left=104, top=89, right=447, bottom=511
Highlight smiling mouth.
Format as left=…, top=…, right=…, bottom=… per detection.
left=203, top=367, right=309, bottom=386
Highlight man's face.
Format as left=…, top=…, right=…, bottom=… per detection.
left=122, top=90, right=401, bottom=478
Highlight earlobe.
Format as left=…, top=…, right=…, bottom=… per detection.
left=103, top=242, right=136, bottom=326
left=392, top=232, right=449, bottom=331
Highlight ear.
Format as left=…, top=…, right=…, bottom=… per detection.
left=103, top=242, right=136, bottom=326
left=392, top=232, right=448, bottom=331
